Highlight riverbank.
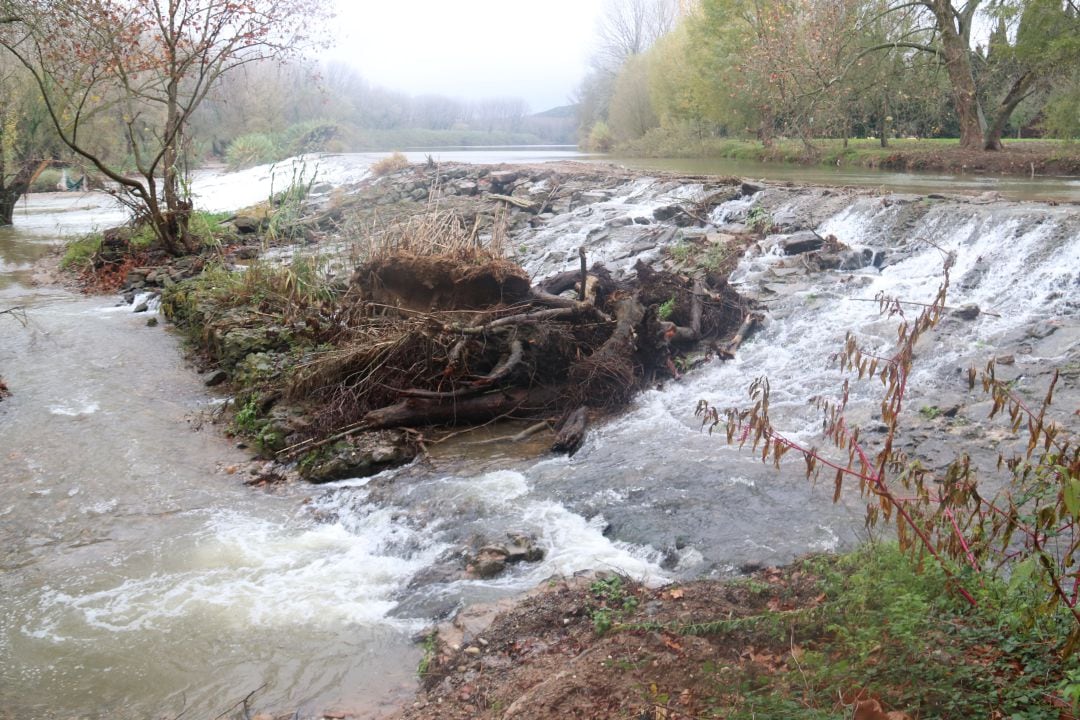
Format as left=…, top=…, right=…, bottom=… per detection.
left=616, top=133, right=1080, bottom=178
left=391, top=544, right=1073, bottom=720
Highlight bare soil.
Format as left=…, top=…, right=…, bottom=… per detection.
left=392, top=566, right=837, bottom=720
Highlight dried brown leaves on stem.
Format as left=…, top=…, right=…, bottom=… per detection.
left=698, top=250, right=1080, bottom=654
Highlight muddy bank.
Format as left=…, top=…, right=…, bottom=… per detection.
left=868, top=141, right=1080, bottom=177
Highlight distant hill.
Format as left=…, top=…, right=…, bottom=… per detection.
left=532, top=104, right=578, bottom=119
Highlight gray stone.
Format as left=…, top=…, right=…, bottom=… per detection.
left=1026, top=321, right=1058, bottom=339
left=953, top=304, right=981, bottom=321
left=471, top=547, right=508, bottom=578
left=232, top=215, right=261, bottom=233
left=780, top=231, right=824, bottom=255
left=204, top=369, right=228, bottom=387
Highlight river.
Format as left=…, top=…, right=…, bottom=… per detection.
left=1, top=150, right=1077, bottom=719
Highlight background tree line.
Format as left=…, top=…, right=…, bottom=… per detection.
left=190, top=59, right=576, bottom=170
left=578, top=0, right=1080, bottom=153
left=0, top=0, right=572, bottom=236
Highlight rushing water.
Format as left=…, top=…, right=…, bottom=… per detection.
left=1, top=152, right=1078, bottom=719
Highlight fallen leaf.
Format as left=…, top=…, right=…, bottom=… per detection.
left=661, top=635, right=683, bottom=652
left=853, top=699, right=889, bottom=720
left=669, top=588, right=685, bottom=600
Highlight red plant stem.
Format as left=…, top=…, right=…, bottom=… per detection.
left=945, top=507, right=980, bottom=571
left=760, top=425, right=979, bottom=607
left=1033, top=532, right=1080, bottom=626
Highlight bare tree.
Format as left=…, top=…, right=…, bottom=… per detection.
left=592, top=0, right=679, bottom=75
left=0, top=0, right=332, bottom=254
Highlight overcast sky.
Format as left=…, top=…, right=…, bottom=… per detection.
left=328, top=0, right=608, bottom=112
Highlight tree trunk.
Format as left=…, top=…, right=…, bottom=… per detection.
left=927, top=0, right=984, bottom=149
left=983, top=72, right=1035, bottom=151
left=0, top=159, right=49, bottom=226
left=879, top=91, right=890, bottom=148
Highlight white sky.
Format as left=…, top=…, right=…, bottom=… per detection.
left=328, top=0, right=608, bottom=112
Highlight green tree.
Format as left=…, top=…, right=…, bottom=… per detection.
left=608, top=54, right=660, bottom=141
left=0, top=56, right=61, bottom=224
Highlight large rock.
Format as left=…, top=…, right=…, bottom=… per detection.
left=298, top=431, right=417, bottom=483
left=779, top=230, right=824, bottom=255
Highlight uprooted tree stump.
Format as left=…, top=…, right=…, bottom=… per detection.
left=281, top=250, right=758, bottom=461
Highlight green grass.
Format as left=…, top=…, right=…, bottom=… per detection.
left=697, top=544, right=1076, bottom=719
left=616, top=125, right=1080, bottom=168
left=61, top=233, right=103, bottom=270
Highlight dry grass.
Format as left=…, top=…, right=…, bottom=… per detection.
left=369, top=152, right=410, bottom=177
left=350, top=203, right=509, bottom=265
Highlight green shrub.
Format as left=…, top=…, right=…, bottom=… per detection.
left=187, top=210, right=233, bottom=247
left=226, top=133, right=279, bottom=170
left=587, top=121, right=614, bottom=152
left=281, top=121, right=346, bottom=155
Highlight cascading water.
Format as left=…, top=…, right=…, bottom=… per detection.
left=1, top=159, right=1077, bottom=719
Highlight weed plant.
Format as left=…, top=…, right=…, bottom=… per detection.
left=695, top=254, right=1079, bottom=709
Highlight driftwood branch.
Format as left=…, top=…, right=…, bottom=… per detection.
left=552, top=406, right=588, bottom=455
left=468, top=420, right=551, bottom=446
left=0, top=305, right=28, bottom=327
left=488, top=193, right=537, bottom=211
left=400, top=340, right=524, bottom=400
left=716, top=312, right=762, bottom=360
left=578, top=247, right=588, bottom=301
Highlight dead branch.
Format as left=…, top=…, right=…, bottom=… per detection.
left=716, top=312, right=763, bottom=360
left=399, top=340, right=524, bottom=399
left=689, top=276, right=705, bottom=337
left=468, top=420, right=552, bottom=446
left=578, top=247, right=588, bottom=301
left=552, top=406, right=588, bottom=455
left=0, top=305, right=28, bottom=327
left=488, top=193, right=537, bottom=211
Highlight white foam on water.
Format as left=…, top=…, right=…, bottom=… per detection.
left=48, top=400, right=99, bottom=417
left=520, top=502, right=668, bottom=586
left=29, top=507, right=448, bottom=640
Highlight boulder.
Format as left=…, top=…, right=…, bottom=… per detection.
left=780, top=231, right=824, bottom=255
left=232, top=215, right=262, bottom=234
left=470, top=547, right=509, bottom=578
left=952, top=304, right=981, bottom=321
left=298, top=431, right=417, bottom=483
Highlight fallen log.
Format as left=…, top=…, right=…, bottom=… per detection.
left=361, top=387, right=559, bottom=431
left=552, top=406, right=588, bottom=455
left=716, top=312, right=763, bottom=360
